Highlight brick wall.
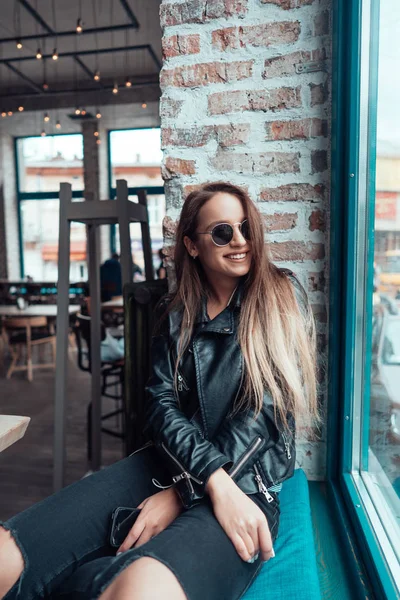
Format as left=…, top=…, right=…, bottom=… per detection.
left=159, top=0, right=331, bottom=480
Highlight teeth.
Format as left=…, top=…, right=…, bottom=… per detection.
left=227, top=253, right=246, bottom=259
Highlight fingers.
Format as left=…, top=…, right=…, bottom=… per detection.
left=117, top=520, right=146, bottom=554
left=258, top=519, right=274, bottom=562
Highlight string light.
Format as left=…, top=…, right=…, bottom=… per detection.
left=52, top=48, right=58, bottom=60
left=81, top=108, right=87, bottom=116
left=7, top=111, right=13, bottom=116
left=41, top=130, right=46, bottom=137
left=112, top=82, right=118, bottom=94
left=94, top=131, right=99, bottom=137
left=36, top=48, right=42, bottom=59
left=44, top=113, right=50, bottom=122
left=76, top=18, right=83, bottom=33
left=43, top=82, right=49, bottom=90
left=142, top=102, right=147, bottom=109
left=94, top=70, right=100, bottom=81
left=75, top=108, right=81, bottom=115
left=56, top=120, right=61, bottom=129
left=125, top=77, right=132, bottom=88
left=16, top=40, right=23, bottom=50
left=18, top=106, right=24, bottom=112
left=95, top=110, right=102, bottom=119
left=96, top=138, right=101, bottom=145
left=1, top=111, right=7, bottom=118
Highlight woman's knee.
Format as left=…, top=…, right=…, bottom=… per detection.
left=0, top=526, right=25, bottom=598
left=98, top=556, right=187, bottom=600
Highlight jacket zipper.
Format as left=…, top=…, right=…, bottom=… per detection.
left=128, top=440, right=153, bottom=457
left=281, top=431, right=292, bottom=459
left=177, top=370, right=189, bottom=392
left=161, top=441, right=204, bottom=487
left=229, top=436, right=264, bottom=479
left=254, top=463, right=274, bottom=503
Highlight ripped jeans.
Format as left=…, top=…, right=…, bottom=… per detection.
left=1, top=446, right=279, bottom=600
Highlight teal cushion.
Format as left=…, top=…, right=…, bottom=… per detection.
left=243, top=468, right=321, bottom=600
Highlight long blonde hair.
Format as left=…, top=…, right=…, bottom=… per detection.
left=167, top=181, right=322, bottom=437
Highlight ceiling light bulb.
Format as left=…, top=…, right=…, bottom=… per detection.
left=76, top=18, right=83, bottom=33
left=44, top=113, right=50, bottom=122
left=36, top=48, right=42, bottom=59
left=41, top=130, right=46, bottom=137
left=43, top=82, right=49, bottom=90
left=81, top=108, right=87, bottom=116
left=112, top=83, right=118, bottom=94
left=94, top=131, right=99, bottom=137
left=125, top=77, right=132, bottom=88
left=96, top=139, right=101, bottom=145
left=75, top=108, right=81, bottom=115
left=56, top=120, right=61, bottom=129
left=1, top=111, right=7, bottom=118
left=141, top=102, right=147, bottom=109
left=96, top=111, right=102, bottom=119
left=16, top=40, right=23, bottom=50
left=7, top=111, right=13, bottom=116
left=94, top=70, right=100, bottom=81
left=52, top=48, right=58, bottom=60
left=18, top=106, right=24, bottom=112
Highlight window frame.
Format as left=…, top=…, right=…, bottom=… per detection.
left=107, top=127, right=165, bottom=255
left=331, top=0, right=400, bottom=596
left=14, top=132, right=84, bottom=278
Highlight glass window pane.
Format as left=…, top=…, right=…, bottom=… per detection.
left=367, top=0, right=400, bottom=559
left=109, top=128, right=163, bottom=188
left=16, top=134, right=84, bottom=193
left=21, top=199, right=87, bottom=281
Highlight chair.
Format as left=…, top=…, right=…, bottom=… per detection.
left=3, top=316, right=56, bottom=381
left=73, top=312, right=125, bottom=460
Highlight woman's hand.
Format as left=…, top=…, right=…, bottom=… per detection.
left=116, top=488, right=183, bottom=554
left=206, top=468, right=274, bottom=563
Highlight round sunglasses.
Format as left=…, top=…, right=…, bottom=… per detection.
left=197, top=219, right=250, bottom=247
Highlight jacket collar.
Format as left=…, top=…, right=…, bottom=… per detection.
left=195, top=277, right=246, bottom=334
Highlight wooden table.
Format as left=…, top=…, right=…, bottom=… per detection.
left=0, top=305, right=80, bottom=318
left=0, top=415, right=30, bottom=452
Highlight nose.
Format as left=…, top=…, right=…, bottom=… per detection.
left=230, top=223, right=247, bottom=246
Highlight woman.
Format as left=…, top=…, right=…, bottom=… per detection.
left=0, top=182, right=321, bottom=600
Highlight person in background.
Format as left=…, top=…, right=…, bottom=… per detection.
left=100, top=253, right=122, bottom=302
left=132, top=253, right=143, bottom=282
left=156, top=248, right=167, bottom=279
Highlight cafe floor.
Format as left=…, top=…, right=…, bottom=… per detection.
left=0, top=348, right=123, bottom=521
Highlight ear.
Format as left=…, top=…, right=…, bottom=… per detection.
left=183, top=235, right=198, bottom=259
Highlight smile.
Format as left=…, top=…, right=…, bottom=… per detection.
left=224, top=252, right=249, bottom=261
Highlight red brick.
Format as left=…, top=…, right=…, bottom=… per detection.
left=208, top=86, right=301, bottom=115
left=215, top=123, right=250, bottom=146
left=161, top=60, right=253, bottom=89
left=313, top=11, right=329, bottom=36
left=259, top=183, right=325, bottom=202
left=162, top=34, right=200, bottom=59
left=212, top=21, right=300, bottom=51
left=268, top=240, right=325, bottom=261
left=163, top=157, right=196, bottom=178
left=184, top=183, right=250, bottom=197
left=311, top=150, right=328, bottom=174
left=263, top=49, right=327, bottom=78
left=211, top=150, right=300, bottom=174
left=309, top=82, right=328, bottom=106
left=160, top=97, right=184, bottom=119
left=309, top=209, right=326, bottom=231
left=260, top=0, right=313, bottom=8
left=160, top=0, right=248, bottom=28
left=162, top=126, right=214, bottom=148
left=162, top=216, right=178, bottom=240
left=265, top=118, right=327, bottom=141
left=263, top=212, right=298, bottom=231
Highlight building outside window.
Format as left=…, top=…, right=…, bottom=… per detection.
left=16, top=134, right=86, bottom=281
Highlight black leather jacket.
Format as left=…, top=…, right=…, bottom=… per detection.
left=142, top=268, right=309, bottom=510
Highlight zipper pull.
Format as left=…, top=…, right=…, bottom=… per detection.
left=254, top=473, right=274, bottom=503
left=281, top=432, right=292, bottom=460
left=177, top=374, right=183, bottom=392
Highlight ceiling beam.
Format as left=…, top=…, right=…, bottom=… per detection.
left=119, top=0, right=140, bottom=27
left=3, top=61, right=42, bottom=94
left=0, top=44, right=160, bottom=71
left=18, top=0, right=54, bottom=34
left=0, top=24, right=139, bottom=45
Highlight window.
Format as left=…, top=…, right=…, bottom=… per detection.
left=108, top=128, right=165, bottom=275
left=16, top=134, right=86, bottom=280
left=335, top=0, right=400, bottom=595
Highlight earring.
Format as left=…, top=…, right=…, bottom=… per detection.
left=192, top=254, right=197, bottom=260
